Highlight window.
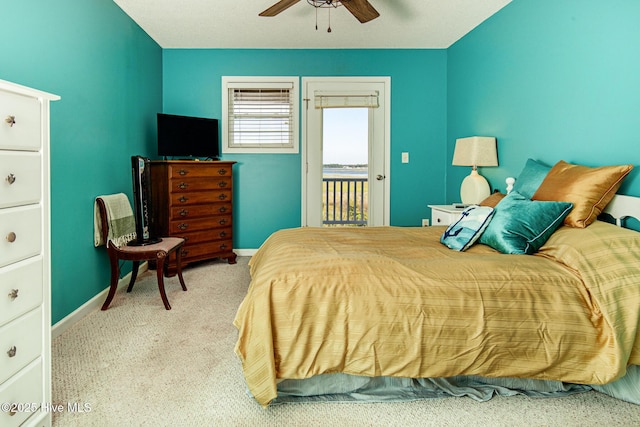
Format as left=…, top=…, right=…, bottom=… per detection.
left=222, top=76, right=299, bottom=153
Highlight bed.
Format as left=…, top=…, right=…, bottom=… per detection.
left=234, top=160, right=640, bottom=407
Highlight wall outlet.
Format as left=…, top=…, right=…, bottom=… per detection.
left=402, top=152, right=409, bottom=163
left=422, top=218, right=429, bottom=227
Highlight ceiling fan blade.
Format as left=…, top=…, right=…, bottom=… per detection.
left=342, top=0, right=380, bottom=23
left=259, top=0, right=301, bottom=17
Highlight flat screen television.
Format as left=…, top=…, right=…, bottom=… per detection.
left=157, top=113, right=220, bottom=159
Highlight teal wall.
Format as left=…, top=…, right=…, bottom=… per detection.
left=162, top=49, right=448, bottom=248
left=447, top=0, right=640, bottom=201
left=0, top=0, right=163, bottom=324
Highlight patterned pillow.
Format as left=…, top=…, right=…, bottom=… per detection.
left=479, top=191, right=573, bottom=254
left=440, top=206, right=495, bottom=251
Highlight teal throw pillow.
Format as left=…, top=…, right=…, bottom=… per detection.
left=440, top=206, right=495, bottom=251
left=479, top=191, right=573, bottom=254
left=512, top=159, right=551, bottom=199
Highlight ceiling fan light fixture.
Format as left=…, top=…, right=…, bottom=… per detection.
left=307, top=0, right=350, bottom=9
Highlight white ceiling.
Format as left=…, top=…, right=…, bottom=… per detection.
left=113, top=0, right=512, bottom=49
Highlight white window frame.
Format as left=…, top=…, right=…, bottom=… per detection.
left=222, top=76, right=299, bottom=154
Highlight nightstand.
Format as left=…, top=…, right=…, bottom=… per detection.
left=428, top=205, right=467, bottom=226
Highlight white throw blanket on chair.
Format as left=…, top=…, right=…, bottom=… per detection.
left=94, top=193, right=136, bottom=248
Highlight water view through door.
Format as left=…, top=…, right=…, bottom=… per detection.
left=302, top=77, right=390, bottom=228
left=322, top=108, right=368, bottom=226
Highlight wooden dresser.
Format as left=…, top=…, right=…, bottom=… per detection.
left=150, top=160, right=237, bottom=273
left=0, top=79, right=58, bottom=427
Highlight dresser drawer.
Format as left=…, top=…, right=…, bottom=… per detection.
left=0, top=151, right=42, bottom=208
left=169, top=163, right=232, bottom=179
left=181, top=240, right=233, bottom=260
left=169, top=177, right=231, bottom=193
left=169, top=215, right=232, bottom=234
left=0, top=90, right=42, bottom=151
left=0, top=257, right=43, bottom=327
left=0, top=308, right=42, bottom=384
left=0, top=358, right=43, bottom=427
left=181, top=227, right=232, bottom=246
left=169, top=190, right=232, bottom=206
left=0, top=205, right=41, bottom=268
left=170, top=202, right=231, bottom=220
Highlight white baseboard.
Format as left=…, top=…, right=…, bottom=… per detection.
left=235, top=248, right=257, bottom=256
left=52, top=263, right=148, bottom=340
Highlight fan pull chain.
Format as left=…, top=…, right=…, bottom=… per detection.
left=315, top=6, right=318, bottom=30
left=327, top=7, right=332, bottom=32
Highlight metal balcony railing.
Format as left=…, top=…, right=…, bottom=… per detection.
left=323, top=177, right=368, bottom=226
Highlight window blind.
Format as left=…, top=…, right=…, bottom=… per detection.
left=228, top=83, right=295, bottom=148
left=314, top=91, right=379, bottom=109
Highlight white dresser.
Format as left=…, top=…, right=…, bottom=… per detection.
left=0, top=80, right=59, bottom=427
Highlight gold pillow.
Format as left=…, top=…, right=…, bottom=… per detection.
left=479, top=191, right=506, bottom=208
left=532, top=160, right=633, bottom=228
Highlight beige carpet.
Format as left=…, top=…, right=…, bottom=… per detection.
left=52, top=257, right=640, bottom=426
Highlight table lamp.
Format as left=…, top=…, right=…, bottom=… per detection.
left=452, top=136, right=498, bottom=205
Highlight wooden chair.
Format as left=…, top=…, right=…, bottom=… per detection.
left=96, top=196, right=187, bottom=310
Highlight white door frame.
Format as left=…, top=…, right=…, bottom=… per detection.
left=301, top=76, right=391, bottom=227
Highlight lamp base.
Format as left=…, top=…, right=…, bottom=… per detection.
left=460, top=170, right=491, bottom=205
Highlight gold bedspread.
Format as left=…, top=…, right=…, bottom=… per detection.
left=233, top=222, right=640, bottom=407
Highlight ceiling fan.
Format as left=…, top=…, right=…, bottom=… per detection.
left=260, top=0, right=380, bottom=24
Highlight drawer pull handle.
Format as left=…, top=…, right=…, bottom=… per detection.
left=219, top=206, right=227, bottom=213
left=178, top=223, right=189, bottom=230
left=219, top=231, right=227, bottom=238
left=178, top=196, right=188, bottom=203
left=178, top=182, right=188, bottom=190
left=220, top=244, right=228, bottom=250
left=8, top=289, right=18, bottom=300
left=181, top=249, right=189, bottom=257
left=218, top=194, right=227, bottom=200
left=218, top=168, right=227, bottom=175
left=6, top=232, right=16, bottom=243
left=6, top=173, right=16, bottom=185
left=5, top=115, right=16, bottom=127
left=179, top=209, right=189, bottom=217
left=178, top=169, right=188, bottom=176
left=7, top=346, right=17, bottom=358
left=219, top=218, right=228, bottom=225
left=218, top=181, right=228, bottom=188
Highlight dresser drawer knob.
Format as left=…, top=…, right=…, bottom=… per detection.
left=5, top=115, right=16, bottom=127
left=178, top=169, right=189, bottom=176
left=6, top=232, right=16, bottom=243
left=218, top=194, right=227, bottom=200
left=7, top=346, right=17, bottom=358
left=8, top=289, right=18, bottom=300
left=219, top=218, right=228, bottom=225
left=218, top=168, right=228, bottom=175
left=219, top=231, right=227, bottom=238
left=218, top=181, right=228, bottom=188
left=178, top=182, right=188, bottom=190
left=219, top=206, right=227, bottom=213
left=178, top=223, right=189, bottom=230
left=220, top=243, right=227, bottom=250
left=179, top=209, right=189, bottom=217
left=180, top=249, right=189, bottom=257
left=6, top=173, right=16, bottom=185
left=178, top=196, right=188, bottom=203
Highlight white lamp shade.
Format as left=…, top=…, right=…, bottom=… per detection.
left=452, top=136, right=498, bottom=167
